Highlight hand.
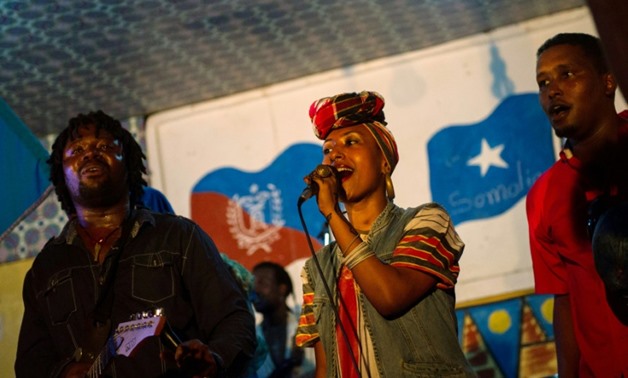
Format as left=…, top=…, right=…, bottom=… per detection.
left=174, top=339, right=222, bottom=378
left=60, top=361, right=90, bottom=378
left=304, top=164, right=341, bottom=215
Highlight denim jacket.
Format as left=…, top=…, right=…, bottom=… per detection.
left=304, top=203, right=475, bottom=377
left=15, top=209, right=256, bottom=377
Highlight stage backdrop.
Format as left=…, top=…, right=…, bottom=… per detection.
left=2, top=7, right=624, bottom=378
left=146, top=7, right=625, bottom=305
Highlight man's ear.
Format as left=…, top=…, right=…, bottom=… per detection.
left=604, top=73, right=618, bottom=96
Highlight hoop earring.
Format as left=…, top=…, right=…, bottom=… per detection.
left=386, top=174, right=395, bottom=200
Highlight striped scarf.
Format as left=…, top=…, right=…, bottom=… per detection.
left=309, top=91, right=399, bottom=172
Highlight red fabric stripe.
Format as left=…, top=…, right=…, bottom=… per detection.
left=336, top=266, right=360, bottom=378
left=402, top=234, right=456, bottom=259
left=395, top=246, right=445, bottom=267
left=302, top=292, right=314, bottom=305
left=397, top=235, right=457, bottom=265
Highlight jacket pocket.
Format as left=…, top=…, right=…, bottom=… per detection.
left=131, top=251, right=176, bottom=303
left=45, top=270, right=77, bottom=325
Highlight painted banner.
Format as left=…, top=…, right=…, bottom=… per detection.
left=191, top=143, right=326, bottom=270
left=428, top=93, right=554, bottom=225
left=145, top=8, right=623, bottom=303
left=0, top=98, right=51, bottom=242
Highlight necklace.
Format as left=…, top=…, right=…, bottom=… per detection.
left=80, top=225, right=121, bottom=262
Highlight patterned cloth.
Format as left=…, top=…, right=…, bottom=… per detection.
left=336, top=265, right=361, bottom=378
left=308, top=91, right=399, bottom=172
left=296, top=203, right=467, bottom=377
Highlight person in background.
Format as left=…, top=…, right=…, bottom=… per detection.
left=295, top=91, right=475, bottom=377
left=219, top=255, right=270, bottom=378
left=15, top=110, right=256, bottom=377
left=526, top=33, right=628, bottom=377
left=142, top=185, right=175, bottom=214
left=252, top=262, right=314, bottom=378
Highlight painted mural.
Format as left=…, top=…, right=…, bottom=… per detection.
left=5, top=8, right=613, bottom=377
left=458, top=293, right=556, bottom=377
left=428, top=93, right=554, bottom=225
left=191, top=143, right=326, bottom=270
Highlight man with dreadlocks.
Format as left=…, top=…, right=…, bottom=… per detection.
left=15, top=111, right=256, bottom=377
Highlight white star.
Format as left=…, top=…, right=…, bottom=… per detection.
left=467, top=138, right=508, bottom=177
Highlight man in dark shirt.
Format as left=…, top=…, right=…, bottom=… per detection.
left=15, top=110, right=256, bottom=377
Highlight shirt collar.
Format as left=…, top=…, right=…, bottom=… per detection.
left=52, top=207, right=156, bottom=246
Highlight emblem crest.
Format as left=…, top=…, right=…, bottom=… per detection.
left=226, top=183, right=285, bottom=255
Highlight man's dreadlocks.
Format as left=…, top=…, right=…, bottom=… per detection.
left=48, top=110, right=147, bottom=215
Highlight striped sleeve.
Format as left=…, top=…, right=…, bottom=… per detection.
left=390, top=203, right=465, bottom=289
left=295, top=264, right=319, bottom=347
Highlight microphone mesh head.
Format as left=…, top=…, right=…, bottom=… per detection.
left=315, top=164, right=334, bottom=178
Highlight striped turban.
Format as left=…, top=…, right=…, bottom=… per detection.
left=309, top=91, right=399, bottom=172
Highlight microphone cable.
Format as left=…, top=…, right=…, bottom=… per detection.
left=297, top=193, right=372, bottom=378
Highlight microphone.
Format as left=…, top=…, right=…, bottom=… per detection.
left=298, top=164, right=337, bottom=205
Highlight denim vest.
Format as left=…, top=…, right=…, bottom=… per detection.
left=305, top=203, right=475, bottom=377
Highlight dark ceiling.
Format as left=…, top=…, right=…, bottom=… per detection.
left=1, top=0, right=584, bottom=138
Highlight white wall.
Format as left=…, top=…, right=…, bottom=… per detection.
left=145, top=6, right=626, bottom=303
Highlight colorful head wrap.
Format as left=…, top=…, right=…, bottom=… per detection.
left=309, top=91, right=399, bottom=171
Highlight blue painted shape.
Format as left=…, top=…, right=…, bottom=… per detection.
left=468, top=298, right=522, bottom=378
left=193, top=143, right=327, bottom=239
left=427, top=93, right=554, bottom=225
left=526, top=294, right=555, bottom=340
left=489, top=42, right=515, bottom=99
left=0, top=98, right=51, bottom=237
left=456, top=309, right=465, bottom=345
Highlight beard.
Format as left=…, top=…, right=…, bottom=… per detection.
left=77, top=176, right=127, bottom=208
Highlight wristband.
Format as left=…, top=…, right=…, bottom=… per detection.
left=343, top=234, right=362, bottom=255
left=343, top=242, right=375, bottom=269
